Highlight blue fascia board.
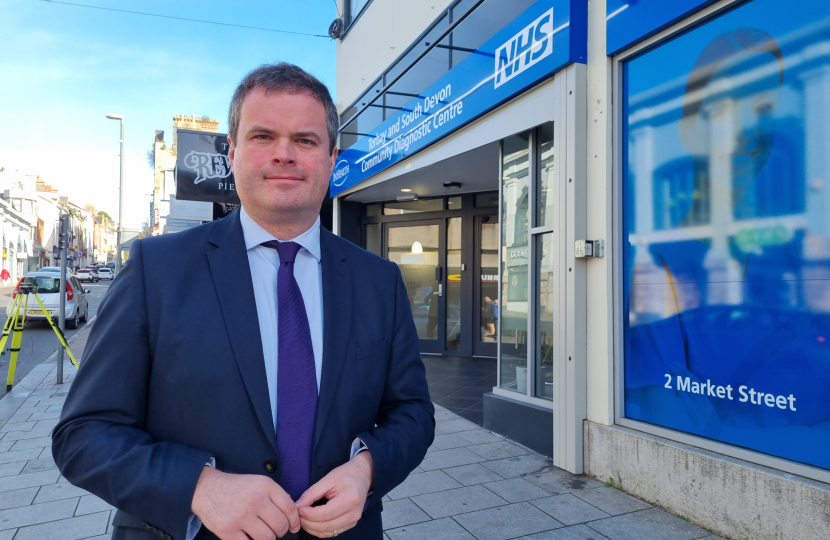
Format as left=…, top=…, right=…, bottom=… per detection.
left=606, top=0, right=719, bottom=56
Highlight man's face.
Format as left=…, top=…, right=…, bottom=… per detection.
left=229, top=87, right=336, bottom=221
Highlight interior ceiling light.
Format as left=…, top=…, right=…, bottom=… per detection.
left=411, top=241, right=423, bottom=254
left=401, top=188, right=412, bottom=192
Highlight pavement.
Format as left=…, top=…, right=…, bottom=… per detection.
left=0, top=322, right=727, bottom=540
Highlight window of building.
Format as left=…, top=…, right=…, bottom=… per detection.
left=346, top=0, right=372, bottom=28
left=500, top=132, right=530, bottom=393
left=620, top=0, right=830, bottom=475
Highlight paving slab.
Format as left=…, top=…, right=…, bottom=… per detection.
left=442, top=464, right=504, bottom=486
left=530, top=494, right=611, bottom=526
left=0, top=497, right=78, bottom=530
left=20, top=456, right=57, bottom=475
left=431, top=434, right=474, bottom=450
left=0, top=470, right=60, bottom=493
left=586, top=508, right=711, bottom=540
left=0, top=462, right=26, bottom=478
left=482, top=477, right=550, bottom=503
left=420, top=448, right=487, bottom=472
left=0, top=449, right=43, bottom=466
left=453, top=501, right=563, bottom=540
left=410, top=485, right=507, bottom=519
left=524, top=470, right=605, bottom=495
left=517, top=524, right=611, bottom=539
left=34, top=483, right=90, bottom=504
left=75, top=495, right=114, bottom=516
left=0, top=487, right=38, bottom=511
left=8, top=437, right=53, bottom=451
left=455, top=429, right=505, bottom=445
left=571, top=487, right=651, bottom=516
left=467, top=441, right=531, bottom=460
left=13, top=510, right=110, bottom=540
left=386, top=517, right=476, bottom=540
left=435, top=418, right=480, bottom=434
left=481, top=454, right=550, bottom=478
left=387, top=471, right=463, bottom=500
left=381, top=498, right=432, bottom=530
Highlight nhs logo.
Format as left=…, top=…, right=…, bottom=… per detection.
left=494, top=8, right=554, bottom=89
left=332, top=160, right=350, bottom=187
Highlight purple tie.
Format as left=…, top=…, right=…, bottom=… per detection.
left=261, top=240, right=317, bottom=501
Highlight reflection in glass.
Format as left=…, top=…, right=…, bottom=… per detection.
left=537, top=122, right=554, bottom=227
left=446, top=218, right=462, bottom=351
left=480, top=218, right=499, bottom=344
left=366, top=204, right=381, bottom=217
left=387, top=225, right=440, bottom=341
left=448, top=197, right=462, bottom=210
left=500, top=133, right=530, bottom=393
left=365, top=224, right=380, bottom=256
left=383, top=198, right=443, bottom=214
left=475, top=192, right=499, bottom=208
left=535, top=233, right=554, bottom=400
left=623, top=0, right=830, bottom=471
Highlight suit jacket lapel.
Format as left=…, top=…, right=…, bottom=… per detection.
left=207, top=210, right=277, bottom=453
left=314, top=229, right=353, bottom=452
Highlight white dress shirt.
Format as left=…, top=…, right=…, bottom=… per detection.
left=240, top=206, right=324, bottom=421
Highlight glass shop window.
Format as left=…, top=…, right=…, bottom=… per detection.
left=622, top=0, right=830, bottom=472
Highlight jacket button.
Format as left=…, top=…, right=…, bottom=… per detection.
left=264, top=460, right=277, bottom=473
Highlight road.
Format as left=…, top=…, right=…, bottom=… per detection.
left=0, top=279, right=112, bottom=398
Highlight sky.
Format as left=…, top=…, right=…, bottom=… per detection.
left=0, top=0, right=338, bottom=228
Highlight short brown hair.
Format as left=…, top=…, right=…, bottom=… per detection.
left=228, top=63, right=339, bottom=154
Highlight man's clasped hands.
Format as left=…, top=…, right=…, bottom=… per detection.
left=191, top=451, right=375, bottom=540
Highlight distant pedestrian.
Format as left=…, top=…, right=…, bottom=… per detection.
left=52, top=62, right=434, bottom=540
left=1, top=268, right=11, bottom=285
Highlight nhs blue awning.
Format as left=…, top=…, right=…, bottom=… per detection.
left=330, top=0, right=586, bottom=198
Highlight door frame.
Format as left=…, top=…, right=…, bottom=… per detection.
left=368, top=194, right=499, bottom=357
left=473, top=214, right=499, bottom=358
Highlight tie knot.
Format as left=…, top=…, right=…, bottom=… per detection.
left=261, top=240, right=302, bottom=264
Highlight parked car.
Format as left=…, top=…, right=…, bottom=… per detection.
left=98, top=268, right=113, bottom=281
left=6, top=273, right=90, bottom=329
left=36, top=267, right=76, bottom=277
left=75, top=269, right=98, bottom=283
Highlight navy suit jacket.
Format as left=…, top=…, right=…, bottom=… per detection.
left=52, top=209, right=435, bottom=540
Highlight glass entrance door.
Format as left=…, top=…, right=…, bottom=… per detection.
left=385, top=221, right=444, bottom=354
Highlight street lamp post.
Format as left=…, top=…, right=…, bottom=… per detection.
left=106, top=114, right=124, bottom=275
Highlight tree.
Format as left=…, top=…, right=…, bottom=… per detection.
left=97, top=210, right=112, bottom=221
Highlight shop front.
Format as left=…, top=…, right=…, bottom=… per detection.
left=331, top=0, right=587, bottom=455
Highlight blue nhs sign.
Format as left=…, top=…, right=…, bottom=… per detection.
left=331, top=0, right=586, bottom=197
left=495, top=8, right=554, bottom=88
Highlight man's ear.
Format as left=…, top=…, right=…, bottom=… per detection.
left=228, top=136, right=236, bottom=171
left=329, top=146, right=339, bottom=174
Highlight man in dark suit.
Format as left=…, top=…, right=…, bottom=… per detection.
left=52, top=63, right=434, bottom=540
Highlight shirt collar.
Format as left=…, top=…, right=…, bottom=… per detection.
left=239, top=206, right=321, bottom=263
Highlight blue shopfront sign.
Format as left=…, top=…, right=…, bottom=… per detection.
left=330, top=0, right=586, bottom=197
left=623, top=0, right=830, bottom=471
left=606, top=0, right=716, bottom=56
